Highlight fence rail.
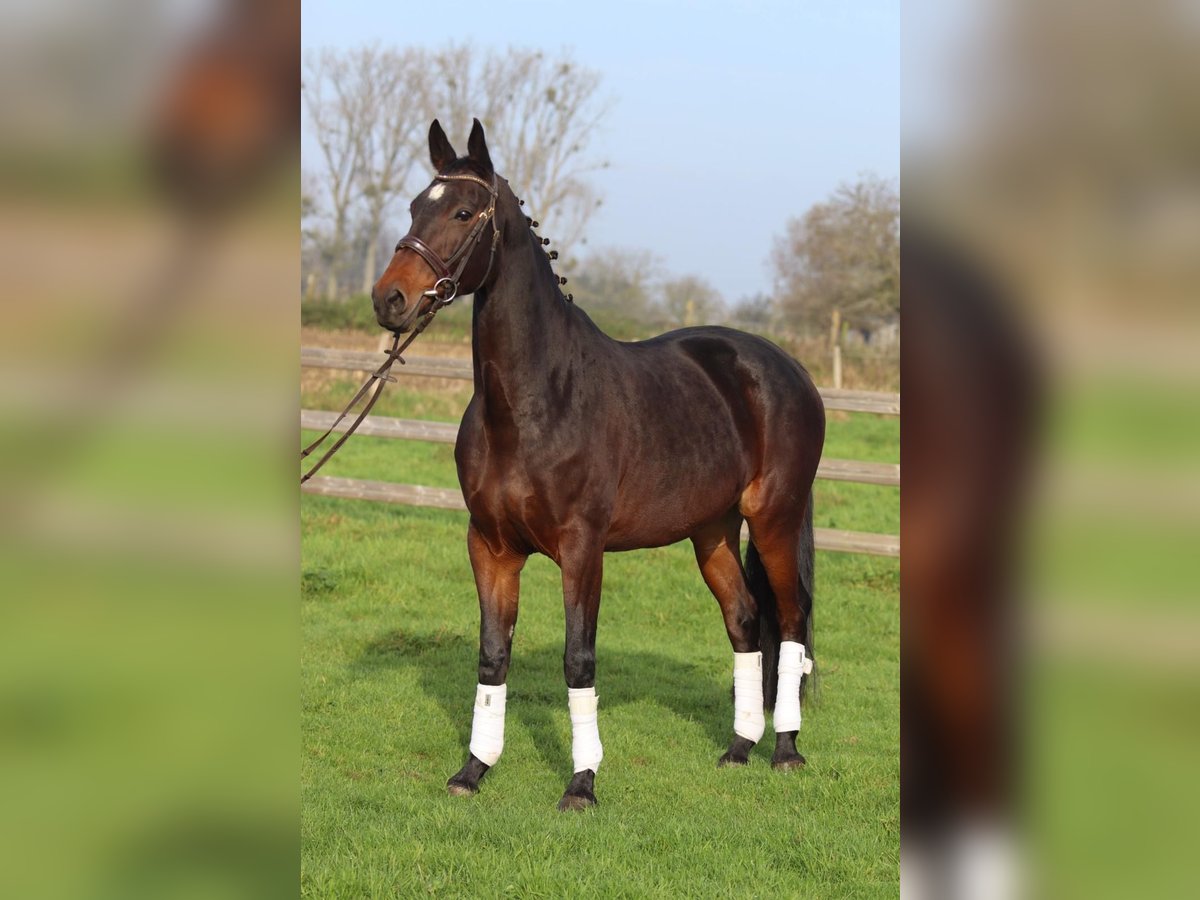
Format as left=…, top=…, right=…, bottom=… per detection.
left=301, top=347, right=901, bottom=416
left=301, top=345, right=900, bottom=557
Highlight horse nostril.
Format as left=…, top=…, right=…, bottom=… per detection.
left=371, top=283, right=405, bottom=308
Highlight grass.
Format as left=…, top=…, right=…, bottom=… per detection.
left=301, top=376, right=899, bottom=897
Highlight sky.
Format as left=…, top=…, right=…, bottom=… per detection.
left=302, top=0, right=899, bottom=305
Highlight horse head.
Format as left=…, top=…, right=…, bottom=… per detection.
left=372, top=119, right=502, bottom=332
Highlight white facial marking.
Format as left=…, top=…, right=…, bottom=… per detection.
left=428, top=183, right=446, bottom=201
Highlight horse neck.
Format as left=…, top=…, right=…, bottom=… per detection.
left=470, top=205, right=584, bottom=415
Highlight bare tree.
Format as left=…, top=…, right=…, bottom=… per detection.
left=729, top=293, right=777, bottom=330
left=770, top=174, right=900, bottom=330
left=302, top=51, right=357, bottom=297
left=349, top=47, right=428, bottom=294
left=570, top=247, right=662, bottom=320
left=304, top=47, right=431, bottom=299
left=419, top=45, right=611, bottom=259
left=660, top=275, right=724, bottom=326
left=303, top=49, right=371, bottom=299
left=302, top=44, right=611, bottom=300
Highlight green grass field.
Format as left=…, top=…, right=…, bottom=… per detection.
left=301, top=378, right=899, bottom=898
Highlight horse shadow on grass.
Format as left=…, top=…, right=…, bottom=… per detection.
left=350, top=626, right=730, bottom=781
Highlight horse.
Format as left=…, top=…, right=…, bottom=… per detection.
left=371, top=119, right=826, bottom=811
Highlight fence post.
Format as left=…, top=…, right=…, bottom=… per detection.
left=831, top=308, right=843, bottom=389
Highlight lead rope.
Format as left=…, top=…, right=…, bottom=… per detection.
left=299, top=299, right=449, bottom=484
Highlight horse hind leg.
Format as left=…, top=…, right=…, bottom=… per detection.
left=691, top=513, right=764, bottom=767
left=744, top=498, right=816, bottom=771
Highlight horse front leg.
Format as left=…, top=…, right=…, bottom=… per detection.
left=447, top=523, right=526, bottom=797
left=557, top=532, right=605, bottom=811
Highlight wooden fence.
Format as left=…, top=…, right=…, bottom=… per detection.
left=301, top=347, right=900, bottom=557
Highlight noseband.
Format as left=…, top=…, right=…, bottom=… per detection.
left=394, top=172, right=502, bottom=305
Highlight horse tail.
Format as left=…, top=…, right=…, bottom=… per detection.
left=745, top=494, right=816, bottom=711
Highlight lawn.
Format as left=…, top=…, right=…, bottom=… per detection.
left=301, top=377, right=899, bottom=898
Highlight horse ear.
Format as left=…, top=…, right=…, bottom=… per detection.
left=466, top=118, right=493, bottom=174
left=429, top=119, right=457, bottom=172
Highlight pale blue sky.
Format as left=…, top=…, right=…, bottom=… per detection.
left=302, top=0, right=899, bottom=304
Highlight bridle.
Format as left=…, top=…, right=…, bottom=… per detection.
left=300, top=171, right=502, bottom=485
left=394, top=171, right=502, bottom=306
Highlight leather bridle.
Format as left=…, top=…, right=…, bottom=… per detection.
left=300, top=171, right=503, bottom=485
left=394, top=171, right=502, bottom=306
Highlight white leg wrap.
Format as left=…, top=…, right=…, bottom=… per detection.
left=774, top=641, right=808, bottom=733
left=468, top=683, right=506, bottom=766
left=567, top=687, right=603, bottom=773
left=732, top=651, right=766, bottom=742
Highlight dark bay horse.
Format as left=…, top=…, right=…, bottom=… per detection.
left=372, top=119, right=825, bottom=811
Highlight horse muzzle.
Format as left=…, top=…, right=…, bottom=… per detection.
left=371, top=279, right=433, bottom=333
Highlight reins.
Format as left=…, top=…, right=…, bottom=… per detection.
left=300, top=171, right=500, bottom=484
left=299, top=301, right=447, bottom=483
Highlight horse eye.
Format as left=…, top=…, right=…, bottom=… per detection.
left=455, top=209, right=472, bottom=221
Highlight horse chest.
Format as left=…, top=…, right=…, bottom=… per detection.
left=458, top=428, right=594, bottom=554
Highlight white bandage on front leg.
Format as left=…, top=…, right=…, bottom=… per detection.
left=773, top=641, right=809, bottom=733
left=468, top=682, right=507, bottom=766
left=567, top=687, right=603, bottom=773
left=732, top=651, right=766, bottom=742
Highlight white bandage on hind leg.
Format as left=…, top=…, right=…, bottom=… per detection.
left=773, top=641, right=810, bottom=733
left=733, top=651, right=766, bottom=742
left=567, top=687, right=603, bottom=773
left=468, top=683, right=507, bottom=766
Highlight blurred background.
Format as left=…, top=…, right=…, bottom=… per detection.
left=0, top=1, right=297, bottom=898
left=905, top=0, right=1200, bottom=897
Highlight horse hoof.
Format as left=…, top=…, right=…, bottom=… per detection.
left=557, top=791, right=597, bottom=812
left=719, top=735, right=756, bottom=768
left=557, top=769, right=597, bottom=811
left=771, top=753, right=807, bottom=771
left=446, top=756, right=489, bottom=797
